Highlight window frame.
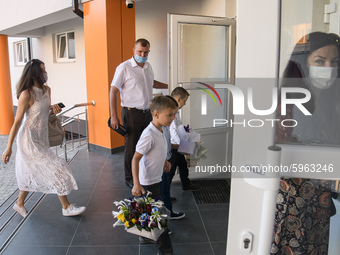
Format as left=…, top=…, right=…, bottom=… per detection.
left=55, top=30, right=76, bottom=63
left=14, top=39, right=29, bottom=66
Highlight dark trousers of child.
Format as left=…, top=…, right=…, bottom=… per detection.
left=168, top=149, right=191, bottom=188
left=160, top=172, right=172, bottom=212
left=142, top=181, right=173, bottom=255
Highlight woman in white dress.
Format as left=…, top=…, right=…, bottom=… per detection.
left=2, top=59, right=86, bottom=217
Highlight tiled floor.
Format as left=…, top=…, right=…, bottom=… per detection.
left=1, top=149, right=229, bottom=255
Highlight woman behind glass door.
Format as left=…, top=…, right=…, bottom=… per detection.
left=272, top=32, right=340, bottom=255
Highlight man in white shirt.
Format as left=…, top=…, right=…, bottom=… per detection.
left=109, top=38, right=167, bottom=188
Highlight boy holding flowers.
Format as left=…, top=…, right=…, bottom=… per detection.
left=131, top=95, right=177, bottom=255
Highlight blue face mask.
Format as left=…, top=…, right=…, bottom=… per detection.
left=134, top=55, right=148, bottom=64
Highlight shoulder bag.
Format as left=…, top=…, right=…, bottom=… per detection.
left=48, top=111, right=64, bottom=147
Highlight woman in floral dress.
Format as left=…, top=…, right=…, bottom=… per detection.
left=272, top=32, right=340, bottom=254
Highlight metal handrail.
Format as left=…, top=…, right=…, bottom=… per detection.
left=55, top=101, right=95, bottom=161
left=62, top=118, right=80, bottom=127
left=63, top=112, right=85, bottom=124
left=56, top=101, right=95, bottom=116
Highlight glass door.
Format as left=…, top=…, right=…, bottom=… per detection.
left=168, top=14, right=235, bottom=174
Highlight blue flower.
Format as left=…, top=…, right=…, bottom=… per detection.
left=140, top=213, right=149, bottom=221
left=152, top=207, right=159, bottom=214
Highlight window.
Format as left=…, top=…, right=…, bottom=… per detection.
left=55, top=31, right=75, bottom=62
left=14, top=40, right=29, bottom=66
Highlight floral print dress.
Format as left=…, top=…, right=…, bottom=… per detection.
left=271, top=178, right=332, bottom=255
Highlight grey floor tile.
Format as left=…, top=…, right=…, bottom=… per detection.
left=166, top=210, right=208, bottom=244
left=140, top=242, right=216, bottom=255
left=9, top=213, right=82, bottom=246
left=102, top=160, right=124, bottom=174
left=69, top=161, right=104, bottom=174
left=199, top=209, right=229, bottom=242
left=71, top=213, right=139, bottom=246
left=86, top=189, right=131, bottom=213
left=139, top=243, right=158, bottom=255
left=170, top=188, right=197, bottom=211
left=94, top=172, right=126, bottom=190
left=71, top=172, right=100, bottom=191
left=67, top=245, right=139, bottom=255
left=3, top=246, right=68, bottom=255
left=168, top=243, right=214, bottom=255
left=211, top=241, right=227, bottom=255
left=197, top=203, right=229, bottom=211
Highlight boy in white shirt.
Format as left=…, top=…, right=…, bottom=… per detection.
left=169, top=87, right=200, bottom=191
left=132, top=95, right=177, bottom=196
left=131, top=95, right=177, bottom=255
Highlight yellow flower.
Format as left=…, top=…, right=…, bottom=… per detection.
left=118, top=214, right=125, bottom=222
left=131, top=218, right=137, bottom=224
left=125, top=221, right=130, bottom=227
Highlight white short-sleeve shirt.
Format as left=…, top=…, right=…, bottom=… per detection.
left=111, top=57, right=154, bottom=110
left=170, top=112, right=182, bottom=145
left=135, top=122, right=167, bottom=186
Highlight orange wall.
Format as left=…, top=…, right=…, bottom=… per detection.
left=83, top=0, right=135, bottom=150
left=0, top=35, right=14, bottom=135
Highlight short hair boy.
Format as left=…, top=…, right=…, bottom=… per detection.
left=168, top=87, right=200, bottom=191
left=131, top=95, right=177, bottom=255
left=131, top=95, right=177, bottom=198
left=161, top=96, right=185, bottom=220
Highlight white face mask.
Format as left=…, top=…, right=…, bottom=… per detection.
left=308, top=66, right=337, bottom=89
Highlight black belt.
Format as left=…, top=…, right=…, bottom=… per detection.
left=124, top=107, right=150, bottom=113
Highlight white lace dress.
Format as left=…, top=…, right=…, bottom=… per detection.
left=15, top=86, right=78, bottom=196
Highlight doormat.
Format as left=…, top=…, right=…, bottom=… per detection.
left=191, top=179, right=230, bottom=204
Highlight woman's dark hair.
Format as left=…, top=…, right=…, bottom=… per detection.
left=16, top=59, right=45, bottom=99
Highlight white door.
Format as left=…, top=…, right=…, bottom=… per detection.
left=168, top=14, right=236, bottom=178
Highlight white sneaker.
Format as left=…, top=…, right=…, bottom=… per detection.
left=62, top=204, right=86, bottom=216
left=13, top=203, right=28, bottom=217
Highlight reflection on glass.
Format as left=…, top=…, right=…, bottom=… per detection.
left=68, top=32, right=75, bottom=59
left=181, top=82, right=228, bottom=130
left=273, top=1, right=340, bottom=254
left=178, top=23, right=229, bottom=83
left=276, top=32, right=340, bottom=147
left=58, top=35, right=67, bottom=58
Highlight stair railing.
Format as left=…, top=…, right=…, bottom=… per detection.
left=55, top=101, right=95, bottom=162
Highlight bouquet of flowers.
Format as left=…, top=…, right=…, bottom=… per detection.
left=112, top=192, right=169, bottom=240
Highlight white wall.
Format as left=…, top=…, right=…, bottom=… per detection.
left=8, top=18, right=87, bottom=115
left=8, top=37, right=27, bottom=104
left=135, top=0, right=226, bottom=94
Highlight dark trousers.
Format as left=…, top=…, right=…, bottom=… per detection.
left=142, top=182, right=162, bottom=200
left=122, top=107, right=152, bottom=182
left=160, top=172, right=172, bottom=213
left=168, top=149, right=190, bottom=188
left=142, top=181, right=173, bottom=255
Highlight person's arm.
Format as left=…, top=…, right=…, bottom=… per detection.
left=109, top=86, right=120, bottom=129
left=131, top=152, right=145, bottom=196
left=164, top=160, right=171, bottom=173
left=153, top=80, right=168, bottom=89
left=2, top=91, right=30, bottom=164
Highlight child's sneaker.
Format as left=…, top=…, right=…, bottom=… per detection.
left=170, top=211, right=185, bottom=220
left=62, top=204, right=86, bottom=216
